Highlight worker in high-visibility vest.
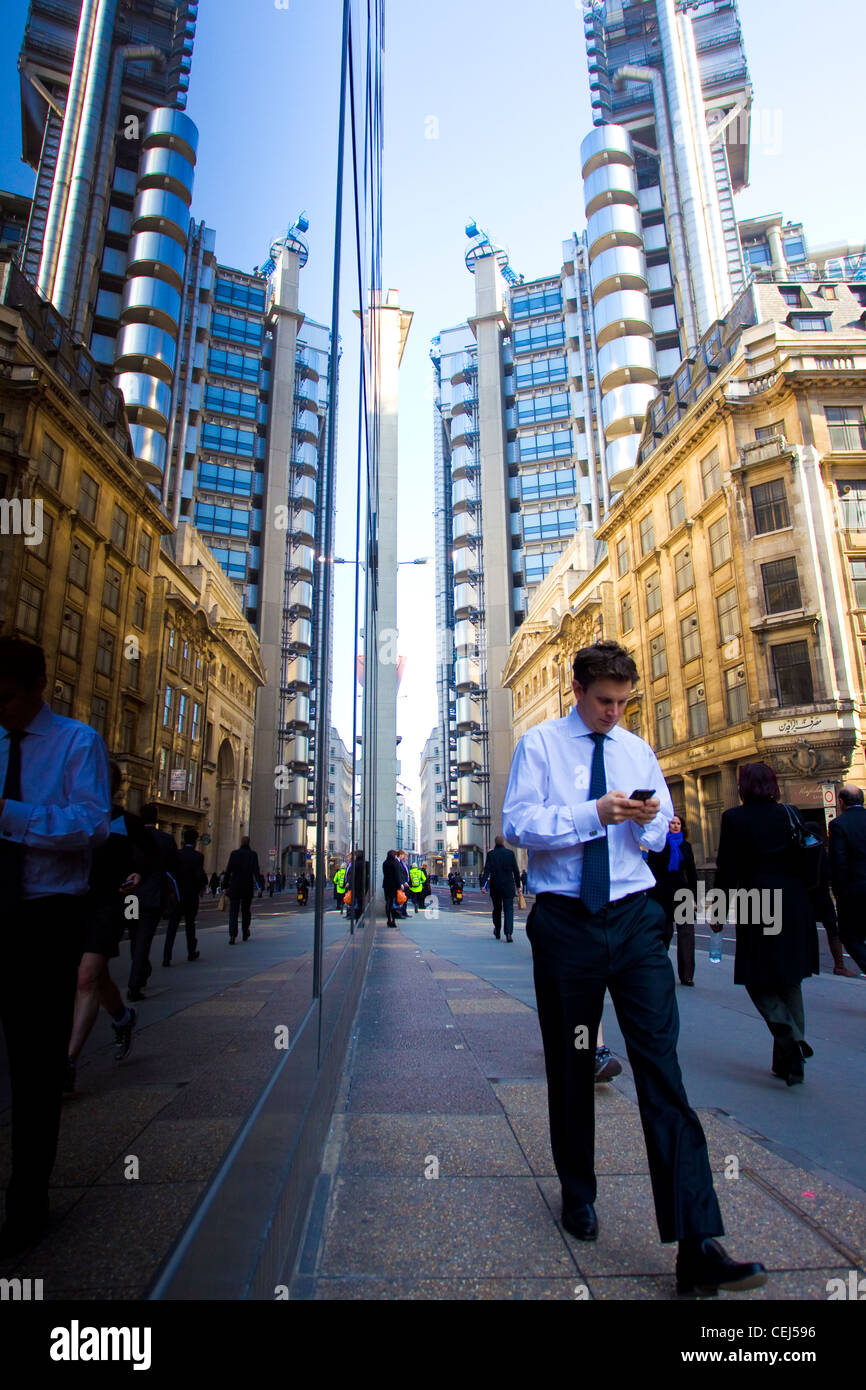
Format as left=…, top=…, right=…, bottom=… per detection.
left=333, top=863, right=347, bottom=914
left=408, top=862, right=426, bottom=914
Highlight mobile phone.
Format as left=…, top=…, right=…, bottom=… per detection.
left=630, top=789, right=655, bottom=802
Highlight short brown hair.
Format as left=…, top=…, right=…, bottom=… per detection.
left=573, top=641, right=638, bottom=689
left=738, top=762, right=779, bottom=804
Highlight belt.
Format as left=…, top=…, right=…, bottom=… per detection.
left=536, top=889, right=647, bottom=915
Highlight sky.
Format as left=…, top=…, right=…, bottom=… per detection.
left=2, top=0, right=863, bottom=813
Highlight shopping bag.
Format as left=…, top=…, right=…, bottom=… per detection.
left=517, top=892, right=526, bottom=910
left=218, top=892, right=227, bottom=910
left=396, top=888, right=407, bottom=905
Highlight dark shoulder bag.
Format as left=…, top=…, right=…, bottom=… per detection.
left=782, top=804, right=822, bottom=891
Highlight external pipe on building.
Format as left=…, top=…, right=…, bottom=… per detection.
left=654, top=0, right=718, bottom=336
left=613, top=64, right=699, bottom=355
left=37, top=0, right=99, bottom=300
left=573, top=238, right=601, bottom=528
left=72, top=42, right=163, bottom=339
left=676, top=7, right=733, bottom=320
left=170, top=220, right=204, bottom=525
left=54, top=0, right=119, bottom=322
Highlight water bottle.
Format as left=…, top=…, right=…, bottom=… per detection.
left=709, top=930, right=723, bottom=964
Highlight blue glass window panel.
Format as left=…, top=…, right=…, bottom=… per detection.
left=203, top=384, right=257, bottom=419
left=200, top=423, right=256, bottom=456
left=516, top=392, right=570, bottom=425
left=518, top=429, right=573, bottom=462
left=522, top=508, right=576, bottom=542
left=211, top=312, right=263, bottom=347
left=194, top=503, right=250, bottom=538
left=511, top=287, right=563, bottom=319
left=197, top=463, right=253, bottom=497
left=519, top=467, right=576, bottom=501
left=209, top=547, right=248, bottom=581
left=514, top=356, right=568, bottom=388
left=513, top=322, right=566, bottom=354
left=215, top=279, right=266, bottom=312
left=207, top=348, right=260, bottom=383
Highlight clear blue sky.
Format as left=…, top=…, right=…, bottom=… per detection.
left=2, top=0, right=863, bottom=803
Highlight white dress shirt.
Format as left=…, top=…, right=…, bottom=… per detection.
left=502, top=706, right=674, bottom=902
left=0, top=701, right=112, bottom=899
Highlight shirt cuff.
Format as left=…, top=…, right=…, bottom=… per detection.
left=572, top=799, right=605, bottom=843
left=0, top=798, right=31, bottom=843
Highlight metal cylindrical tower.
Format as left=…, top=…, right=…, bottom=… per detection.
left=581, top=124, right=659, bottom=493
left=113, top=108, right=198, bottom=481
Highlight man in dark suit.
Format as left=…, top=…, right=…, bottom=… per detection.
left=163, top=828, right=207, bottom=965
left=828, top=784, right=866, bottom=975
left=481, top=834, right=522, bottom=941
left=223, top=835, right=262, bottom=943
left=128, top=805, right=181, bottom=1000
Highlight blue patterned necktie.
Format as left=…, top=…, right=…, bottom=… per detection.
left=580, top=732, right=610, bottom=913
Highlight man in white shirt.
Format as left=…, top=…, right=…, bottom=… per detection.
left=0, top=638, right=111, bottom=1257
left=503, top=641, right=767, bottom=1296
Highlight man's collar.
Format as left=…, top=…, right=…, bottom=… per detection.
left=1, top=700, right=51, bottom=738
left=566, top=706, right=622, bottom=740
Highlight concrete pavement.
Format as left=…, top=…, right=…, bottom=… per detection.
left=292, top=888, right=866, bottom=1300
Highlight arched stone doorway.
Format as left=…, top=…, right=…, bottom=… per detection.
left=214, top=739, right=237, bottom=874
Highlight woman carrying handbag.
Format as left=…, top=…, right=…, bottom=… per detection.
left=714, top=763, right=820, bottom=1086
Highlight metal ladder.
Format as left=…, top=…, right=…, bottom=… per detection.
left=710, top=131, right=747, bottom=299
left=22, top=112, right=62, bottom=283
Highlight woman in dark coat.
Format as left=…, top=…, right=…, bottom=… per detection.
left=647, top=814, right=699, bottom=985
left=382, top=850, right=401, bottom=928
left=714, top=762, right=820, bottom=1086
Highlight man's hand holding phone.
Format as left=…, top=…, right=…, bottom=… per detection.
left=596, top=789, right=660, bottom=826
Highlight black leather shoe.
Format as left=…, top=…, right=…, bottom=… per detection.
left=187, top=952, right=200, bottom=961
left=562, top=1203, right=598, bottom=1241
left=493, top=930, right=501, bottom=939
left=127, top=989, right=145, bottom=1002
left=676, top=1237, right=768, bottom=1296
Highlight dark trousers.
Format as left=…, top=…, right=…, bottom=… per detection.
left=528, top=891, right=723, bottom=1243
left=128, top=907, right=160, bottom=994
left=839, top=926, right=866, bottom=973
left=491, top=892, right=514, bottom=939
left=228, top=895, right=252, bottom=940
left=164, top=895, right=199, bottom=962
left=675, top=921, right=695, bottom=983
left=0, top=895, right=84, bottom=1226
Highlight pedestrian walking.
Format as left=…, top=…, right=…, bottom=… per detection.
left=334, top=861, right=348, bottom=913
left=382, top=849, right=401, bottom=928
left=647, top=815, right=699, bottom=984
left=803, top=818, right=858, bottom=977
left=395, top=850, right=410, bottom=917
left=520, top=868, right=528, bottom=894
left=209, top=872, right=220, bottom=897
left=503, top=640, right=766, bottom=1295
left=828, top=784, right=866, bottom=976
left=480, top=835, right=521, bottom=941
left=128, top=805, right=181, bottom=1000
left=0, top=637, right=111, bottom=1256
left=408, top=861, right=426, bottom=913
left=223, top=835, right=261, bottom=943
left=714, top=762, right=820, bottom=1086
left=163, top=828, right=207, bottom=964
left=67, top=761, right=158, bottom=1089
